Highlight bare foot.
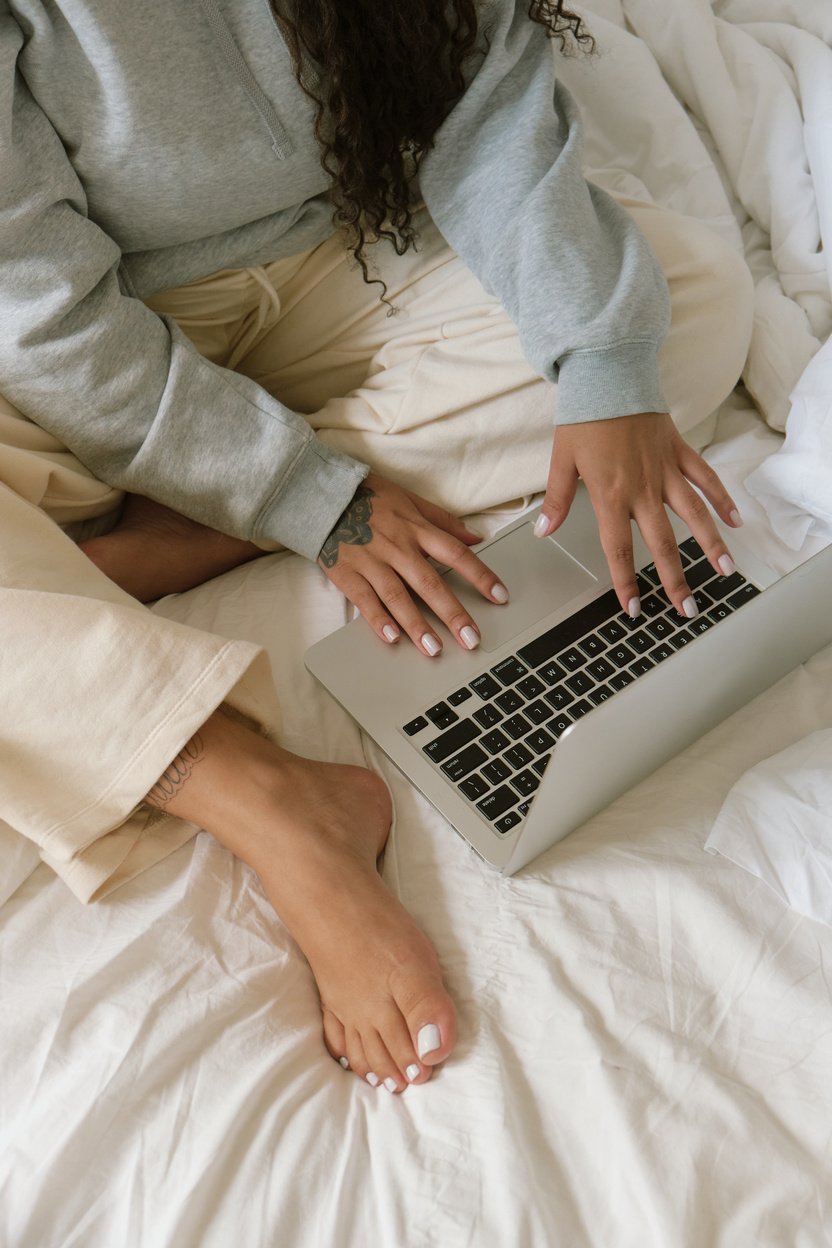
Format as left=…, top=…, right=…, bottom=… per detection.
left=147, top=710, right=457, bottom=1091
left=79, top=494, right=263, bottom=600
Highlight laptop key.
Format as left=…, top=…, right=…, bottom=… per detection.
left=403, top=715, right=429, bottom=736
left=471, top=673, right=501, bottom=700
left=517, top=675, right=545, bottom=699
left=425, top=701, right=458, bottom=729
left=518, top=800, right=533, bottom=816
left=707, top=571, right=746, bottom=600
left=560, top=647, right=585, bottom=672
left=589, top=686, right=613, bottom=705
left=679, top=536, right=705, bottom=564
left=441, top=743, right=489, bottom=782
left=511, top=769, right=540, bottom=797
left=532, top=755, right=551, bottom=777
left=641, top=593, right=668, bottom=618
left=448, top=687, right=473, bottom=707
left=525, top=698, right=554, bottom=724
left=686, top=558, right=718, bottom=591
left=525, top=727, right=556, bottom=754
left=609, top=671, right=634, bottom=691
left=491, top=656, right=529, bottom=686
left=566, top=670, right=593, bottom=696
left=473, top=703, right=503, bottom=728
left=517, top=587, right=622, bottom=668
left=544, top=686, right=574, bottom=712
left=549, top=713, right=573, bottom=738
left=629, top=657, right=654, bottom=678
left=503, top=713, right=533, bottom=740
left=651, top=642, right=675, bottom=663
left=587, top=657, right=615, bottom=682
left=537, top=660, right=567, bottom=685
left=645, top=617, right=674, bottom=642
left=628, top=630, right=654, bottom=654
left=689, top=615, right=714, bottom=634
left=568, top=699, right=592, bottom=720
left=708, top=603, right=732, bottom=623
left=495, top=811, right=522, bottom=835
left=670, top=632, right=692, bottom=649
left=481, top=729, right=511, bottom=754
left=422, top=717, right=481, bottom=762
left=578, top=635, right=605, bottom=660
left=459, top=773, right=490, bottom=801
left=640, top=562, right=661, bottom=585
left=476, top=785, right=519, bottom=821
left=728, top=583, right=760, bottom=609
left=504, top=744, right=533, bottom=769
left=607, top=643, right=636, bottom=667
left=482, top=758, right=511, bottom=784
left=598, top=619, right=627, bottom=645
left=495, top=689, right=524, bottom=714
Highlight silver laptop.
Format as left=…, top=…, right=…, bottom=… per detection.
left=305, top=486, right=832, bottom=874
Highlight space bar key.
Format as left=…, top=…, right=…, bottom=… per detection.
left=517, top=589, right=622, bottom=669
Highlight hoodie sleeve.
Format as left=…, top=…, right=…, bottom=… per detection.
left=417, top=1, right=672, bottom=425
left=0, top=8, right=365, bottom=560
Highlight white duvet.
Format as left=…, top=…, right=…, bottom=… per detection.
left=3, top=5, right=832, bottom=1247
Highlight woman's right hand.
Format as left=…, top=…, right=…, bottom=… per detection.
left=317, top=472, right=509, bottom=657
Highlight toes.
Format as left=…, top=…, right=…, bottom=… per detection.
left=344, top=1027, right=378, bottom=1088
left=362, top=1028, right=408, bottom=1095
left=392, top=968, right=458, bottom=1070
left=374, top=1004, right=432, bottom=1087
left=322, top=1008, right=349, bottom=1070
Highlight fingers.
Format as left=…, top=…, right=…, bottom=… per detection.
left=534, top=432, right=578, bottom=539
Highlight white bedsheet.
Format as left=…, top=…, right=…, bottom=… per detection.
left=3, top=5, right=832, bottom=1246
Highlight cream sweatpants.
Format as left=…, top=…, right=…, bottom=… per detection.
left=0, top=199, right=754, bottom=902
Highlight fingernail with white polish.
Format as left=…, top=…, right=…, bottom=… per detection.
left=491, top=583, right=509, bottom=604
left=383, top=1078, right=398, bottom=1093
left=682, top=595, right=699, bottom=619
left=382, top=624, right=399, bottom=643
left=339, top=1056, right=350, bottom=1070
left=366, top=1072, right=380, bottom=1087
left=729, top=509, right=744, bottom=527
left=628, top=596, right=641, bottom=619
left=421, top=634, right=441, bottom=656
left=718, top=554, right=735, bottom=577
left=460, top=625, right=480, bottom=650
left=417, top=1024, right=441, bottom=1060
left=406, top=1064, right=421, bottom=1082
left=533, top=515, right=551, bottom=539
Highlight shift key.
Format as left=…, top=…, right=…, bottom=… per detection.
left=422, top=717, right=481, bottom=763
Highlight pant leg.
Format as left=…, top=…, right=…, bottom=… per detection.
left=0, top=402, right=281, bottom=904
left=234, top=198, right=754, bottom=516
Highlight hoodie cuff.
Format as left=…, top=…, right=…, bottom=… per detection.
left=253, top=439, right=369, bottom=561
left=554, top=340, right=670, bottom=425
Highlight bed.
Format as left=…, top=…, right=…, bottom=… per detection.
left=2, top=3, right=832, bottom=1245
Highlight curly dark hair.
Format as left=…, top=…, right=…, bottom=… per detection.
left=273, top=1, right=594, bottom=310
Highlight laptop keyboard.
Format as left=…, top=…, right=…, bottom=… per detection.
left=401, top=537, right=760, bottom=837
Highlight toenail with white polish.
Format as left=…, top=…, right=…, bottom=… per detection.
left=406, top=1064, right=421, bottom=1082
left=383, top=1078, right=398, bottom=1093
left=338, top=1056, right=350, bottom=1070
left=366, top=1072, right=380, bottom=1087
left=417, top=1024, right=441, bottom=1060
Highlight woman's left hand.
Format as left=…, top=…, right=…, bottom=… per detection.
left=535, top=411, right=743, bottom=619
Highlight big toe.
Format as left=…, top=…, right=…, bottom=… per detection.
left=393, top=963, right=457, bottom=1071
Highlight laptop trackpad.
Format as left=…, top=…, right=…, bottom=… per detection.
left=441, top=525, right=598, bottom=652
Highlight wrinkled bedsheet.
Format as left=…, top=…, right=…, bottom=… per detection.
left=3, top=3, right=832, bottom=1245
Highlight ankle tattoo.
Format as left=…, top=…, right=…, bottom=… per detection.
left=146, top=733, right=205, bottom=809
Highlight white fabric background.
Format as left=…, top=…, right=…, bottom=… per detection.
left=2, top=4, right=832, bottom=1246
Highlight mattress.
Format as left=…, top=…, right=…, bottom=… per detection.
left=3, top=3, right=832, bottom=1245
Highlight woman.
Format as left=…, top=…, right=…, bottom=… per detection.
left=0, top=0, right=753, bottom=1092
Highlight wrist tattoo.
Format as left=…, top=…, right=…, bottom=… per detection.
left=318, top=485, right=376, bottom=569
left=146, top=732, right=205, bottom=809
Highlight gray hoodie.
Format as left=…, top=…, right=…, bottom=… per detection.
left=0, top=0, right=670, bottom=559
